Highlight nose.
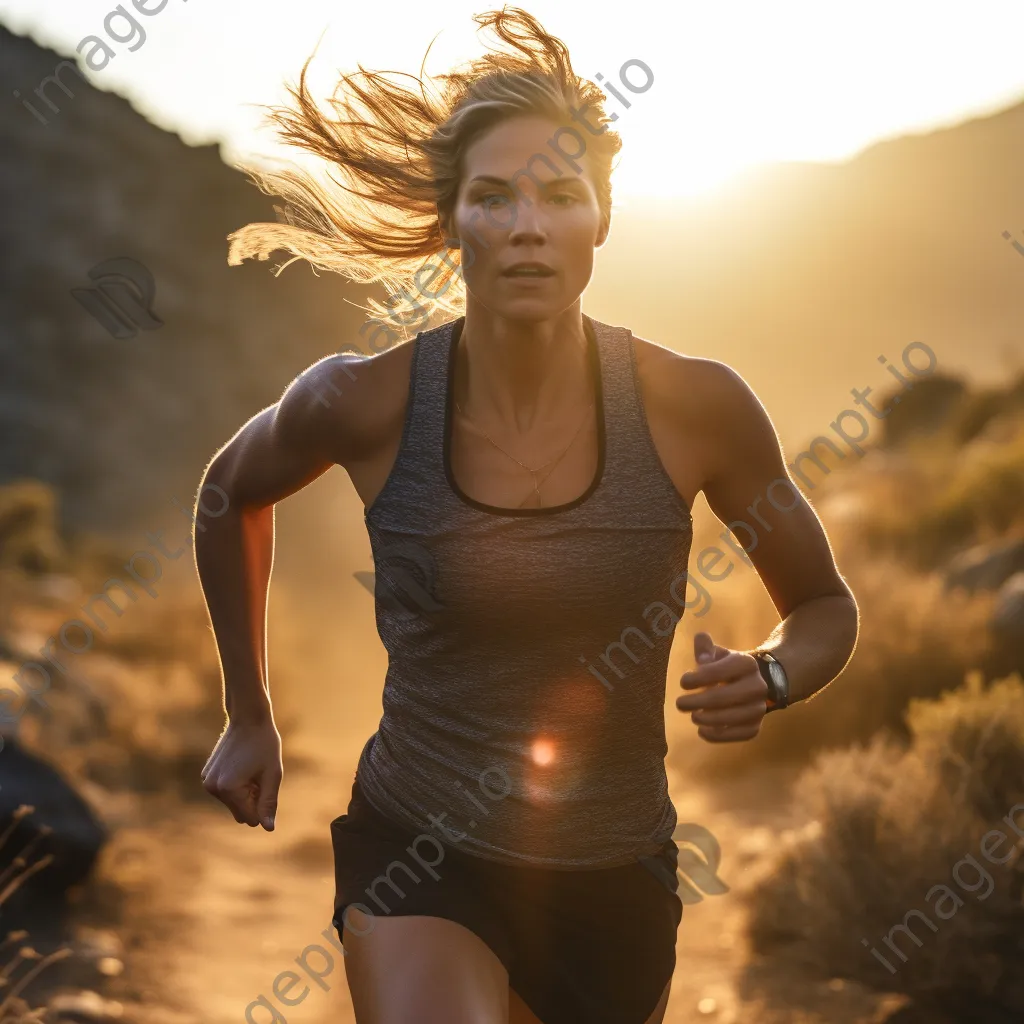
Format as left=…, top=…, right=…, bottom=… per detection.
left=506, top=199, right=546, bottom=245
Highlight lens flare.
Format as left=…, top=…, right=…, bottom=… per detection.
left=531, top=738, right=556, bottom=766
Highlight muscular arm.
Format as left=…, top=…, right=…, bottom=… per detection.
left=195, top=353, right=383, bottom=827
left=692, top=360, right=859, bottom=703
left=194, top=355, right=365, bottom=723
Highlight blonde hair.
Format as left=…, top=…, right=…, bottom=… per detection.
left=226, top=6, right=622, bottom=329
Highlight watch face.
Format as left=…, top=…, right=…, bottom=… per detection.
left=766, top=659, right=788, bottom=705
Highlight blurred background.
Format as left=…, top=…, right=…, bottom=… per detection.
left=1, top=1, right=1023, bottom=1022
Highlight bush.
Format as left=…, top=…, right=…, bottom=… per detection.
left=0, top=480, right=64, bottom=575
left=742, top=672, right=1024, bottom=1022
left=859, top=423, right=1024, bottom=569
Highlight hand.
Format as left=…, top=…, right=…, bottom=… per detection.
left=201, top=715, right=283, bottom=830
left=675, top=632, right=768, bottom=743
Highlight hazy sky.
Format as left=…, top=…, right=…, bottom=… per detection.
left=5, top=0, right=1024, bottom=199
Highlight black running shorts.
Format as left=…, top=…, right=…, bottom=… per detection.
left=330, top=773, right=683, bottom=1024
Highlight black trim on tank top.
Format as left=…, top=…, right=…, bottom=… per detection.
left=442, top=315, right=607, bottom=517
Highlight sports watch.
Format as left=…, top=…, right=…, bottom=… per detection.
left=754, top=651, right=790, bottom=713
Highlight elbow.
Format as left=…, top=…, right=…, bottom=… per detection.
left=197, top=460, right=237, bottom=519
left=192, top=461, right=241, bottom=548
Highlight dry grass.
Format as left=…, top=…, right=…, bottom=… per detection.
left=0, top=806, right=73, bottom=1023
left=740, top=673, right=1024, bottom=1022
left=7, top=581, right=227, bottom=802
left=856, top=410, right=1024, bottom=568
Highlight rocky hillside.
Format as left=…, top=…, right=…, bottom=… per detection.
left=3, top=20, right=1024, bottom=542
left=0, top=25, right=373, bottom=540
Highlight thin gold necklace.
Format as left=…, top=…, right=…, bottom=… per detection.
left=454, top=397, right=593, bottom=505
left=453, top=334, right=595, bottom=508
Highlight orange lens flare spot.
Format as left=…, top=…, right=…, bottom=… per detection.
left=531, top=738, right=556, bottom=766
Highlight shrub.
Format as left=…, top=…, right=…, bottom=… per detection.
left=741, top=672, right=1024, bottom=1022
left=0, top=480, right=64, bottom=575
left=858, top=422, right=1024, bottom=568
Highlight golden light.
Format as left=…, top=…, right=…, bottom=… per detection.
left=14, top=1, right=1024, bottom=207
left=531, top=738, right=556, bottom=766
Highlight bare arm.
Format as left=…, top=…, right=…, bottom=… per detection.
left=671, top=359, right=859, bottom=741
left=696, top=362, right=859, bottom=703
left=196, top=354, right=365, bottom=827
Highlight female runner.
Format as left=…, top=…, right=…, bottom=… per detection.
left=197, top=8, right=859, bottom=1023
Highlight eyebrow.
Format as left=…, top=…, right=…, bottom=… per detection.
left=467, top=174, right=587, bottom=188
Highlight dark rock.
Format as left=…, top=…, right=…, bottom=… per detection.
left=0, top=739, right=106, bottom=932
left=945, top=538, right=1024, bottom=593
left=991, top=572, right=1024, bottom=648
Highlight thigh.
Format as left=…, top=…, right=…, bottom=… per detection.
left=342, top=908, right=510, bottom=1024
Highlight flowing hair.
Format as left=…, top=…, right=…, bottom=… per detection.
left=226, top=6, right=622, bottom=329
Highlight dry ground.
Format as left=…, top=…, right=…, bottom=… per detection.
left=89, top=733, right=906, bottom=1024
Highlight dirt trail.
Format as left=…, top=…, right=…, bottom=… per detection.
left=103, top=727, right=858, bottom=1024
left=107, top=744, right=359, bottom=1024
left=92, top=573, right=894, bottom=1024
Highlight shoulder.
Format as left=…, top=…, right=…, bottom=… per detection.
left=277, top=337, right=417, bottom=466
left=632, top=334, right=781, bottom=481
left=633, top=335, right=768, bottom=433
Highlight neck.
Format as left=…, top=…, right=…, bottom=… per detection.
left=456, top=301, right=591, bottom=436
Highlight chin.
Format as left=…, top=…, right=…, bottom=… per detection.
left=489, top=295, right=573, bottom=323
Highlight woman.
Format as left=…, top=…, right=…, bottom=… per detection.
left=197, top=8, right=859, bottom=1023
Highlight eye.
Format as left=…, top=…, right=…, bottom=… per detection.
left=481, top=193, right=511, bottom=209
left=549, top=193, right=577, bottom=206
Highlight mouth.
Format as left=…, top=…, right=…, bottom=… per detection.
left=501, top=262, right=556, bottom=279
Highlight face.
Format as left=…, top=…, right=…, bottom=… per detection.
left=440, top=114, right=610, bottom=322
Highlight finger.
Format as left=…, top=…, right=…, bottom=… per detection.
left=221, top=783, right=261, bottom=827
left=698, top=722, right=761, bottom=743
left=677, top=672, right=767, bottom=712
left=257, top=766, right=282, bottom=831
left=693, top=632, right=716, bottom=665
left=691, top=702, right=766, bottom=729
left=680, top=652, right=760, bottom=691
left=708, top=634, right=733, bottom=662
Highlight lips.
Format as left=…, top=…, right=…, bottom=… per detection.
left=502, top=262, right=556, bottom=277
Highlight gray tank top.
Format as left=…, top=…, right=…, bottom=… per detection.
left=354, top=313, right=694, bottom=868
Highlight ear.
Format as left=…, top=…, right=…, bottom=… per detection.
left=595, top=209, right=611, bottom=248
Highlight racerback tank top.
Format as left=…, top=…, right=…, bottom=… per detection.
left=354, top=313, right=695, bottom=868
